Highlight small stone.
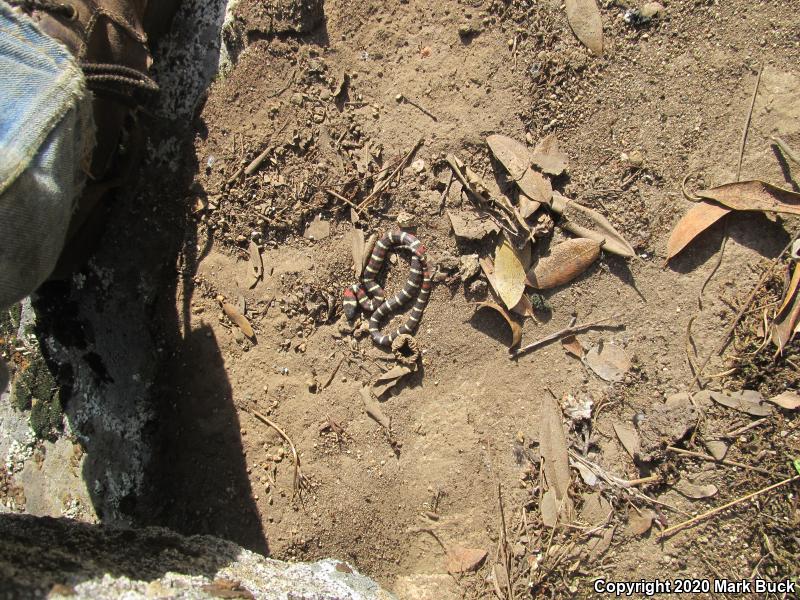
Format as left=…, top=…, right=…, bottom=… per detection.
left=396, top=211, right=416, bottom=228
left=459, top=254, right=480, bottom=280
left=627, top=150, right=644, bottom=167
left=469, top=279, right=487, bottom=295
left=411, top=159, right=426, bottom=174
left=395, top=93, right=403, bottom=103
left=290, top=92, right=304, bottom=106
left=640, top=1, right=664, bottom=19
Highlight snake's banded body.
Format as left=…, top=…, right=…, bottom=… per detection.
left=343, top=230, right=432, bottom=346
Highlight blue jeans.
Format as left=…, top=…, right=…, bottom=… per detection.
left=0, top=3, right=94, bottom=308
left=0, top=4, right=93, bottom=390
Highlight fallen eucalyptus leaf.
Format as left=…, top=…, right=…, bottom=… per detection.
left=580, top=491, right=612, bottom=525
left=626, top=508, right=655, bottom=537
left=527, top=238, right=601, bottom=289
left=359, top=386, right=390, bottom=430
left=709, top=390, right=772, bottom=417
left=351, top=228, right=366, bottom=277
left=565, top=0, right=604, bottom=56
left=767, top=391, right=800, bottom=410
left=510, top=293, right=535, bottom=318
left=587, top=526, right=615, bottom=562
left=248, top=241, right=263, bottom=280
left=486, top=135, right=553, bottom=204
left=372, top=365, right=413, bottom=397
left=540, top=393, right=574, bottom=527
left=777, top=263, right=800, bottom=317
left=447, top=547, right=487, bottom=573
left=666, top=201, right=731, bottom=261
left=697, top=180, right=800, bottom=216
left=561, top=335, right=585, bottom=359
left=584, top=342, right=631, bottom=382
left=222, top=303, right=255, bottom=339
left=493, top=234, right=527, bottom=309
left=674, top=479, right=718, bottom=499
left=551, top=192, right=635, bottom=257
left=531, top=133, right=569, bottom=176
left=771, top=288, right=800, bottom=352
left=613, top=422, right=640, bottom=459
left=475, top=301, right=523, bottom=348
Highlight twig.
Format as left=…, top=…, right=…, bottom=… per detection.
left=244, top=118, right=292, bottom=176
left=666, top=445, right=780, bottom=477
left=438, top=170, right=454, bottom=215
left=724, top=417, right=767, bottom=438
left=325, top=188, right=365, bottom=216
left=736, top=63, right=763, bottom=182
left=357, top=138, right=424, bottom=210
left=248, top=409, right=309, bottom=499
left=689, top=234, right=798, bottom=391
left=772, top=136, right=800, bottom=166
left=320, top=355, right=346, bottom=391
left=511, top=314, right=623, bottom=358
left=658, top=474, right=800, bottom=539
left=398, top=94, right=438, bottom=122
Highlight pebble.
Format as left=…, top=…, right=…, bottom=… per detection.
left=411, top=159, right=426, bottom=174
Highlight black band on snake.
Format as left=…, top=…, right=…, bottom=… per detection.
left=342, top=230, right=432, bottom=346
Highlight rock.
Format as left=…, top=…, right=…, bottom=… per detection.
left=459, top=254, right=480, bottom=281
left=637, top=397, right=699, bottom=462
left=0, top=514, right=394, bottom=599
left=396, top=211, right=416, bottom=228
left=411, top=159, right=426, bottom=174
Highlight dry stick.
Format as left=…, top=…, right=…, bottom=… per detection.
left=357, top=137, right=424, bottom=211
left=325, top=188, right=365, bottom=217
left=724, top=417, right=767, bottom=438
left=658, top=474, right=800, bottom=539
left=772, top=136, right=800, bottom=166
left=244, top=118, right=292, bottom=176
left=510, top=313, right=623, bottom=358
left=666, top=445, right=780, bottom=477
left=400, top=95, right=438, bottom=122
left=320, top=355, right=346, bottom=391
left=736, top=63, right=763, bottom=182
left=689, top=235, right=797, bottom=391
left=248, top=409, right=308, bottom=499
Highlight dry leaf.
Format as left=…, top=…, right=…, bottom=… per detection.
left=510, top=293, right=535, bottom=318
left=359, top=386, right=390, bottom=430
left=248, top=241, right=263, bottom=280
left=626, top=509, right=655, bottom=537
left=527, top=239, right=601, bottom=289
left=518, top=193, right=541, bottom=219
left=372, top=365, right=413, bottom=397
left=351, top=228, right=366, bottom=277
left=584, top=342, right=631, bottom=382
left=492, top=564, right=510, bottom=598
left=697, top=180, right=800, bottom=215
left=674, top=479, right=718, bottom=499
left=447, top=207, right=500, bottom=240
left=565, top=0, right=603, bottom=56
left=222, top=303, right=255, bottom=339
left=540, top=393, right=574, bottom=527
left=531, top=134, right=569, bottom=176
left=666, top=201, right=731, bottom=261
left=303, top=214, right=331, bottom=240
left=561, top=335, right=585, bottom=359
left=486, top=135, right=553, bottom=204
left=767, top=391, right=800, bottom=410
left=552, top=192, right=635, bottom=257
left=613, top=422, right=640, bottom=459
left=475, top=301, right=523, bottom=348
left=447, top=547, right=487, bottom=573
left=540, top=489, right=560, bottom=528
left=777, top=263, right=800, bottom=317
left=587, top=526, right=615, bottom=562
left=709, top=390, right=772, bottom=417
left=771, top=289, right=800, bottom=352
left=493, top=234, right=527, bottom=309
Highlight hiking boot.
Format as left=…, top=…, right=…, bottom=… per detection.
left=8, top=0, right=178, bottom=274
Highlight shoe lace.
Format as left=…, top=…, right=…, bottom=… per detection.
left=8, top=1, right=160, bottom=101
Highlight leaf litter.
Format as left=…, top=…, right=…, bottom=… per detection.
left=565, top=0, right=604, bottom=56
left=539, top=393, right=574, bottom=527
left=584, top=341, right=631, bottom=382
left=709, top=389, right=772, bottom=417
left=527, top=238, right=601, bottom=289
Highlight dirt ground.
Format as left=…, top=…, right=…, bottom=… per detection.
left=4, top=0, right=800, bottom=597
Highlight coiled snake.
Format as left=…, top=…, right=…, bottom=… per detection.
left=343, top=230, right=432, bottom=346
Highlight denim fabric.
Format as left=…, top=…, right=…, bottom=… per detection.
left=0, top=3, right=94, bottom=311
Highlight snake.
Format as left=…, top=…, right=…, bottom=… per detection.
left=342, top=230, right=432, bottom=346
